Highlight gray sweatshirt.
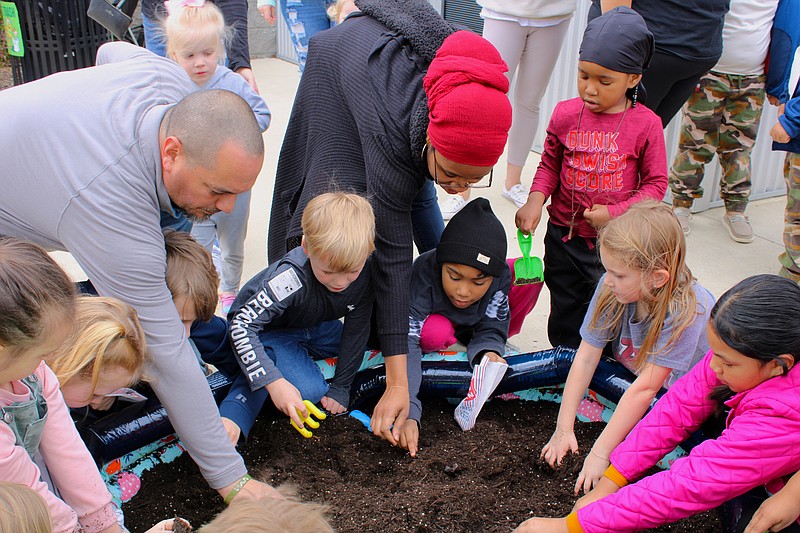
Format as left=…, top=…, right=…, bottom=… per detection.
left=0, top=45, right=246, bottom=489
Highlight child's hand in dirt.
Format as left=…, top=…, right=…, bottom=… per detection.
left=265, top=378, right=308, bottom=427
left=540, top=427, right=578, bottom=468
left=515, top=193, right=545, bottom=236
left=743, top=484, right=800, bottom=533
left=513, top=517, right=569, bottom=532
left=221, top=417, right=242, bottom=446
left=398, top=419, right=419, bottom=457
left=572, top=476, right=620, bottom=513
left=771, top=121, right=791, bottom=143
left=321, top=395, right=347, bottom=415
left=583, top=204, right=610, bottom=228
left=574, top=450, right=610, bottom=495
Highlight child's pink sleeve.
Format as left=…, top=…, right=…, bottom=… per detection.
left=37, top=363, right=117, bottom=533
left=605, top=113, right=668, bottom=219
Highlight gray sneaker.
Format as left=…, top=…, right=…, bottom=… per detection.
left=673, top=207, right=692, bottom=236
left=724, top=212, right=754, bottom=243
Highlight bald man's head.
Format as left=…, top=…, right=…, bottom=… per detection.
left=161, top=89, right=264, bottom=168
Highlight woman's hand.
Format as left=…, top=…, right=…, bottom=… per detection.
left=321, top=395, right=347, bottom=415
left=513, top=517, right=569, bottom=533
left=575, top=450, right=610, bottom=495
left=265, top=378, right=308, bottom=427
left=398, top=419, right=419, bottom=457
left=540, top=427, right=578, bottom=468
left=371, top=385, right=409, bottom=446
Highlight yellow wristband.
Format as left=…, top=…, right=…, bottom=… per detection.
left=223, top=474, right=252, bottom=505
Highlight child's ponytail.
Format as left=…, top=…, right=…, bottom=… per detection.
left=0, top=237, right=75, bottom=359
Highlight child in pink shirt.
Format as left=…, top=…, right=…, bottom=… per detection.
left=0, top=237, right=119, bottom=533
left=515, top=7, right=667, bottom=350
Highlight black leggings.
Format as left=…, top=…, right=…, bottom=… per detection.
left=641, top=51, right=718, bottom=128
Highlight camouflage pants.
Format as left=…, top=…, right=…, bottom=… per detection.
left=669, top=71, right=766, bottom=212
left=779, top=152, right=800, bottom=283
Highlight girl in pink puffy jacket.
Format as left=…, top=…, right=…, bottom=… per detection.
left=516, top=274, right=800, bottom=533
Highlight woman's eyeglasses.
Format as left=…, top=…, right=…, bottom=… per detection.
left=431, top=147, right=493, bottom=190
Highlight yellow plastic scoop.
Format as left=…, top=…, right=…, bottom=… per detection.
left=290, top=400, right=327, bottom=438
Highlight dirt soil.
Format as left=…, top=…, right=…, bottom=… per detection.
left=122, top=397, right=721, bottom=532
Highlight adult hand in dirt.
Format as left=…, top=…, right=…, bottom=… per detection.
left=398, top=419, right=419, bottom=457
left=513, top=517, right=569, bottom=532
left=540, top=426, right=578, bottom=467
left=266, top=378, right=309, bottom=427
left=321, top=395, right=347, bottom=415
left=371, top=386, right=410, bottom=447
left=743, top=485, right=800, bottom=533
left=574, top=450, right=610, bottom=495
left=583, top=204, right=610, bottom=229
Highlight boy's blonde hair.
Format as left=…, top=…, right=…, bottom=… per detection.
left=0, top=482, right=51, bottom=533
left=50, top=296, right=149, bottom=394
left=198, top=485, right=333, bottom=533
left=164, top=1, right=230, bottom=59
left=589, top=201, right=698, bottom=370
left=301, top=192, right=375, bottom=272
left=164, top=230, right=219, bottom=322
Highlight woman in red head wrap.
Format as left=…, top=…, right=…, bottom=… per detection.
left=267, top=0, right=511, bottom=453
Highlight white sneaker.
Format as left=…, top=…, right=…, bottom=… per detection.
left=440, top=195, right=468, bottom=220
left=502, top=184, right=529, bottom=208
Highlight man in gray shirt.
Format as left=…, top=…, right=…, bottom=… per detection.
left=0, top=48, right=276, bottom=501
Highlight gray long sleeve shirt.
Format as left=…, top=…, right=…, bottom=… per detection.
left=0, top=47, right=247, bottom=489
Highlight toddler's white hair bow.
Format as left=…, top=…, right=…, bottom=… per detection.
left=165, top=0, right=206, bottom=15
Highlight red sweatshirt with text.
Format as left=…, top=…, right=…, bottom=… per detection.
left=530, top=97, right=667, bottom=240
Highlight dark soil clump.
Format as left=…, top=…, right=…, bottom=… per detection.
left=123, top=397, right=722, bottom=532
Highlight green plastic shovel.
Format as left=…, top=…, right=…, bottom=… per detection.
left=513, top=229, right=543, bottom=285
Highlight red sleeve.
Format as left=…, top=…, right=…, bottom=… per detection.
left=606, top=111, right=668, bottom=218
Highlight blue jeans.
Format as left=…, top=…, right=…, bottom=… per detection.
left=141, top=12, right=167, bottom=57
left=411, top=179, right=444, bottom=253
left=192, top=317, right=343, bottom=438
left=279, top=0, right=335, bottom=72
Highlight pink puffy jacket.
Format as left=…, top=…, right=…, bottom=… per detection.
left=571, top=351, right=800, bottom=533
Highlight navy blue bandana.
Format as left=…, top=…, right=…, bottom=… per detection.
left=579, top=6, right=654, bottom=74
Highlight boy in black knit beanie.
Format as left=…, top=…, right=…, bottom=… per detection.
left=399, top=198, right=513, bottom=455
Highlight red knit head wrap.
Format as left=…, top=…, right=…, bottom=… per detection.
left=423, top=31, right=511, bottom=167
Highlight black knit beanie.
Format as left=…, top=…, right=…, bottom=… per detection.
left=436, top=198, right=507, bottom=277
